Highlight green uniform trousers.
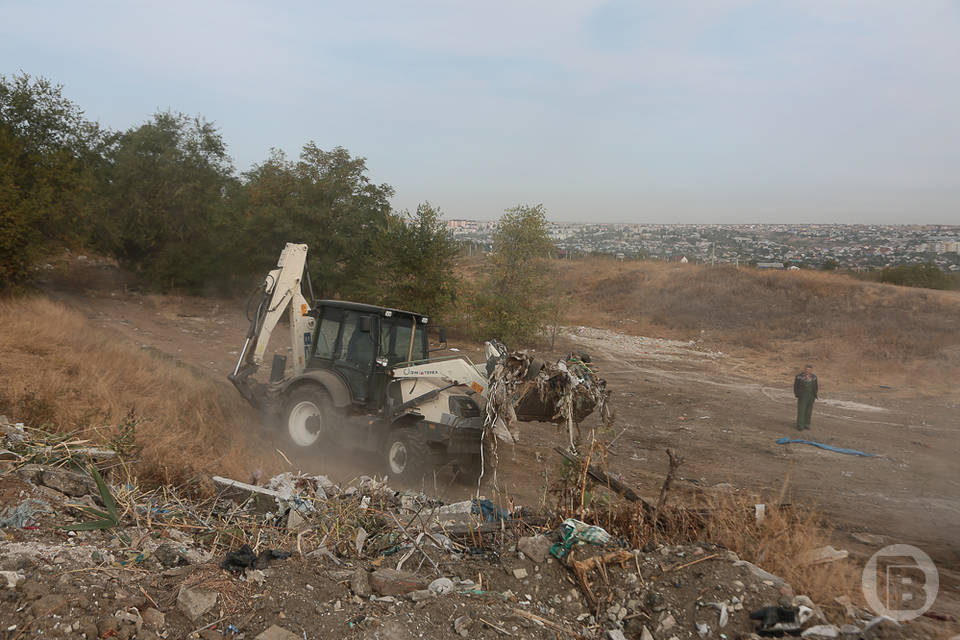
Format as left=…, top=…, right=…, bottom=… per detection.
left=796, top=393, right=815, bottom=429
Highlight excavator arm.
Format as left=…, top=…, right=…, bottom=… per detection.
left=229, top=243, right=315, bottom=408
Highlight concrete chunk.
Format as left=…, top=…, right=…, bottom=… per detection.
left=40, top=467, right=98, bottom=497
left=0, top=571, right=25, bottom=588
left=177, top=585, right=218, bottom=621
left=213, top=476, right=282, bottom=513
left=517, top=534, right=552, bottom=563
left=254, top=625, right=301, bottom=640
left=733, top=559, right=788, bottom=587
left=141, top=608, right=165, bottom=630
left=351, top=567, right=372, bottom=597
left=797, top=545, right=848, bottom=566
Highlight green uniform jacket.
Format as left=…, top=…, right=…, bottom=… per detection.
left=794, top=373, right=818, bottom=400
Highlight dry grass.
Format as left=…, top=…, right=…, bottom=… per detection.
left=552, top=443, right=861, bottom=612
left=699, top=491, right=860, bottom=609
left=555, top=257, right=960, bottom=357
left=0, top=296, right=260, bottom=488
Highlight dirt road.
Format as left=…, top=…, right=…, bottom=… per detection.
left=43, top=263, right=960, bottom=616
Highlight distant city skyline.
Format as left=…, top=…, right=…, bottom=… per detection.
left=3, top=1, right=958, bottom=223
left=446, top=221, right=960, bottom=270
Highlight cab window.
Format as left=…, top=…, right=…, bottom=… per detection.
left=390, top=320, right=427, bottom=364
left=337, top=312, right=375, bottom=370
left=313, top=309, right=342, bottom=359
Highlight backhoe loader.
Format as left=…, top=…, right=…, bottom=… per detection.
left=228, top=243, right=498, bottom=481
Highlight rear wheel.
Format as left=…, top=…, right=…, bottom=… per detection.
left=384, top=427, right=430, bottom=481
left=282, top=386, right=332, bottom=448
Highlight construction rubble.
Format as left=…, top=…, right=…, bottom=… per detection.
left=0, top=421, right=929, bottom=639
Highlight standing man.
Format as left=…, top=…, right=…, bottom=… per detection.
left=794, top=365, right=818, bottom=430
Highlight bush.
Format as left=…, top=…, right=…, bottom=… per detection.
left=879, top=262, right=954, bottom=290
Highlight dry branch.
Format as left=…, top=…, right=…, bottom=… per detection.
left=554, top=446, right=654, bottom=515
left=651, top=448, right=684, bottom=528
left=567, top=549, right=633, bottom=607
left=511, top=607, right=587, bottom=639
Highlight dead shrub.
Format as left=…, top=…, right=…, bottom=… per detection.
left=550, top=441, right=861, bottom=608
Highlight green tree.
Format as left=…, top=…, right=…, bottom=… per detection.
left=0, top=73, right=108, bottom=288
left=473, top=204, right=555, bottom=344
left=356, top=202, right=459, bottom=316
left=95, top=111, right=235, bottom=290
left=880, top=262, right=953, bottom=290
left=820, top=258, right=838, bottom=271
left=231, top=144, right=394, bottom=296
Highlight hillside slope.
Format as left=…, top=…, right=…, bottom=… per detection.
left=538, top=258, right=960, bottom=394
left=0, top=296, right=263, bottom=487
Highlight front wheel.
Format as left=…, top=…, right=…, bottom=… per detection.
left=384, top=427, right=430, bottom=481
left=282, top=386, right=332, bottom=448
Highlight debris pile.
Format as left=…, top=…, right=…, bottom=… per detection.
left=0, top=420, right=936, bottom=639
left=485, top=347, right=613, bottom=449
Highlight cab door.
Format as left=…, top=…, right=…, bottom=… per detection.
left=333, top=311, right=377, bottom=402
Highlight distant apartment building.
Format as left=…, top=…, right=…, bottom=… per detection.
left=931, top=241, right=960, bottom=253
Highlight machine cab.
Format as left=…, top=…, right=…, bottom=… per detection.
left=306, top=301, right=429, bottom=406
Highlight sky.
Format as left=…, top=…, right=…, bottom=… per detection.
left=2, top=1, right=959, bottom=223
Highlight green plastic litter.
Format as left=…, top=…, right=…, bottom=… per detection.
left=550, top=518, right=611, bottom=559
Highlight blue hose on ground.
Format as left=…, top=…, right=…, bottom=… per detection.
left=776, top=437, right=878, bottom=457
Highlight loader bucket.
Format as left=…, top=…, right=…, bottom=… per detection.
left=511, top=363, right=604, bottom=424
left=486, top=348, right=610, bottom=444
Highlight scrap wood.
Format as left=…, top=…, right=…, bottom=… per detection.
left=554, top=447, right=654, bottom=515
left=664, top=552, right=719, bottom=573
left=187, top=616, right=228, bottom=637
left=479, top=617, right=515, bottom=636
left=632, top=550, right=646, bottom=588
left=571, top=549, right=633, bottom=572
left=438, top=515, right=548, bottom=536
left=36, top=446, right=117, bottom=460
left=11, top=599, right=68, bottom=640
left=511, top=607, right=588, bottom=639
left=622, top=611, right=650, bottom=622
left=139, top=585, right=159, bottom=609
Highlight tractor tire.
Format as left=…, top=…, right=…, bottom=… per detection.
left=384, top=426, right=430, bottom=482
left=282, top=386, right=333, bottom=448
